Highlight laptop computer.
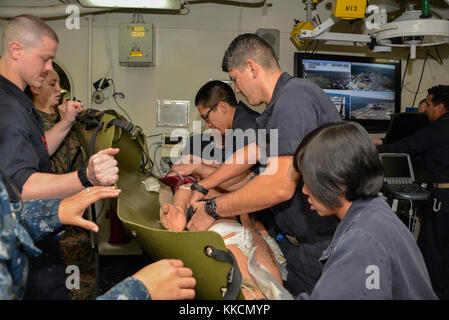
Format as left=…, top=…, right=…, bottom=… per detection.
left=379, top=153, right=431, bottom=201
left=382, top=112, right=431, bottom=185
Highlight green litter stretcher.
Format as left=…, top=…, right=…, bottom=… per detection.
left=76, top=110, right=244, bottom=300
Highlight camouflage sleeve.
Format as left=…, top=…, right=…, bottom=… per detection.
left=96, top=276, right=152, bottom=300
left=0, top=260, right=15, bottom=300
left=15, top=199, right=63, bottom=243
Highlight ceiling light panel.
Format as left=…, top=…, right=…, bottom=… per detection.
left=78, top=0, right=181, bottom=9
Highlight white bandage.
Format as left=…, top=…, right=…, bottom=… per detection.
left=142, top=177, right=161, bottom=192
left=209, top=222, right=253, bottom=257
left=178, top=184, right=192, bottom=190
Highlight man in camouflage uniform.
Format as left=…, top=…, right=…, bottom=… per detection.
left=0, top=175, right=196, bottom=300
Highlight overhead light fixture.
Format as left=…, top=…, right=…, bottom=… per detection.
left=292, top=3, right=449, bottom=59
left=372, top=10, right=449, bottom=59
left=78, top=0, right=182, bottom=9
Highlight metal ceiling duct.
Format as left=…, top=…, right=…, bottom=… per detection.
left=0, top=0, right=268, bottom=18
left=78, top=0, right=268, bottom=8
left=78, top=0, right=182, bottom=9
left=0, top=4, right=106, bottom=19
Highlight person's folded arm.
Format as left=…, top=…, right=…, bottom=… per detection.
left=44, top=120, right=72, bottom=157
left=44, top=99, right=83, bottom=156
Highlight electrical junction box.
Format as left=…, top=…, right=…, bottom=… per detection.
left=332, top=0, right=367, bottom=20
left=161, top=133, right=186, bottom=161
left=119, top=23, right=155, bottom=67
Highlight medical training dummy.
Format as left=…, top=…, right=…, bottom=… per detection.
left=158, top=172, right=287, bottom=300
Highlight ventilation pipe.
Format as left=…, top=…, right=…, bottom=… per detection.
left=0, top=1, right=269, bottom=19
left=181, top=0, right=266, bottom=4
left=0, top=4, right=106, bottom=19
left=87, top=14, right=93, bottom=108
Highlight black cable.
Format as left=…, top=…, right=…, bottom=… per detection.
left=427, top=46, right=443, bottom=65
left=401, top=52, right=410, bottom=94
left=304, top=41, right=314, bottom=54
left=113, top=96, right=132, bottom=123
left=88, top=121, right=104, bottom=297
left=434, top=45, right=443, bottom=64
left=146, top=133, right=162, bottom=138
left=95, top=198, right=107, bottom=220
left=65, top=135, right=71, bottom=173
left=108, top=79, right=132, bottom=122
left=428, top=53, right=441, bottom=64
left=311, top=40, right=320, bottom=54
left=411, top=49, right=430, bottom=110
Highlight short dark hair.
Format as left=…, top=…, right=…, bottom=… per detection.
left=428, top=85, right=449, bottom=111
left=221, top=33, right=279, bottom=72
left=2, top=14, right=59, bottom=53
left=195, top=80, right=238, bottom=109
left=294, top=121, right=384, bottom=209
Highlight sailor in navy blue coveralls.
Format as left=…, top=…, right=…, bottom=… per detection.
left=378, top=110, right=449, bottom=300
left=0, top=73, right=68, bottom=300
left=255, top=72, right=341, bottom=295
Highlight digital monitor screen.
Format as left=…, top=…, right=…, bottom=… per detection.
left=379, top=154, right=412, bottom=179
left=295, top=53, right=401, bottom=133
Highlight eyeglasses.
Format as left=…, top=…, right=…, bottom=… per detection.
left=200, top=101, right=220, bottom=123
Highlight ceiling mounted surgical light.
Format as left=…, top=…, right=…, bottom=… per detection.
left=78, top=0, right=182, bottom=9
left=292, top=0, right=449, bottom=59
left=371, top=10, right=449, bottom=59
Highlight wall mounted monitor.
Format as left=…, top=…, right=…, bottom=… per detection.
left=294, top=52, right=401, bottom=133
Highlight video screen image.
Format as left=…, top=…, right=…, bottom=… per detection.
left=302, top=59, right=396, bottom=120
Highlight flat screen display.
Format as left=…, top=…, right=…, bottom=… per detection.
left=380, top=154, right=412, bottom=179
left=295, top=53, right=401, bottom=133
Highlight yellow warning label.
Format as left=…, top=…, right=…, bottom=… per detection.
left=130, top=51, right=143, bottom=57
left=332, top=0, right=367, bottom=20
left=132, top=26, right=145, bottom=32
left=131, top=31, right=145, bottom=37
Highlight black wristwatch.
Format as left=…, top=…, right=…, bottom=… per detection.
left=78, top=167, right=93, bottom=187
left=191, top=182, right=209, bottom=195
left=205, top=198, right=220, bottom=220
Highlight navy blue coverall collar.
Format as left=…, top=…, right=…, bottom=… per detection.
left=0, top=74, right=35, bottom=113
left=256, top=72, right=292, bottom=129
